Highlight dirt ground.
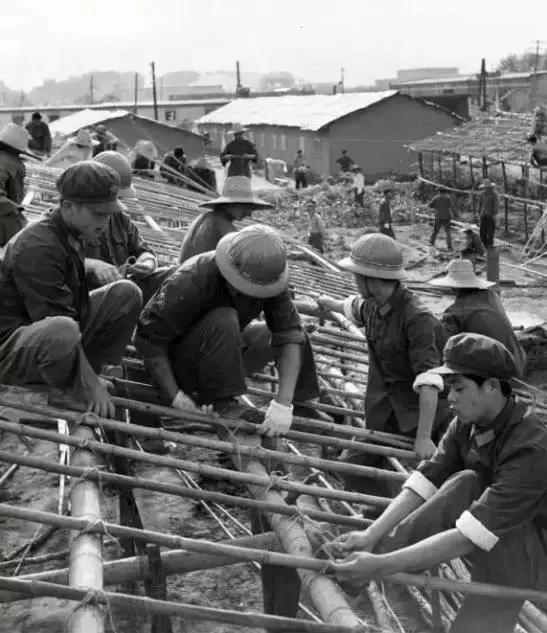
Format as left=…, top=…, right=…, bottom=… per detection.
left=1, top=183, right=547, bottom=632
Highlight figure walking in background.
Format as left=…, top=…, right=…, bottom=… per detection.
left=478, top=179, right=497, bottom=248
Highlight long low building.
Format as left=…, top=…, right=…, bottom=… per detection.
left=197, top=91, right=463, bottom=178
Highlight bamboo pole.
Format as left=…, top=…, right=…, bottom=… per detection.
left=0, top=576, right=365, bottom=633
left=501, top=161, right=510, bottom=234
left=0, top=416, right=406, bottom=485
left=0, top=448, right=375, bottom=527
left=68, top=423, right=104, bottom=633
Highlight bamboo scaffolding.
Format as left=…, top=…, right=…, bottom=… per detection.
left=0, top=576, right=365, bottom=633
left=0, top=448, right=373, bottom=528
left=67, top=423, right=104, bottom=633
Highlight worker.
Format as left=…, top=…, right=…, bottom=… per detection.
left=90, top=151, right=173, bottom=304
left=317, top=234, right=450, bottom=485
left=429, top=189, right=453, bottom=250
left=189, top=156, right=217, bottom=193
left=527, top=134, right=547, bottom=168
left=478, top=179, right=498, bottom=248
left=0, top=161, right=142, bottom=417
left=160, top=147, right=186, bottom=186
left=131, top=140, right=157, bottom=178
left=351, top=166, right=365, bottom=207
left=92, top=125, right=117, bottom=157
left=293, top=149, right=308, bottom=189
left=220, top=123, right=258, bottom=177
left=179, top=175, right=273, bottom=264
left=429, top=259, right=527, bottom=376
left=331, top=333, right=547, bottom=633
left=378, top=187, right=395, bottom=238
left=0, top=123, right=37, bottom=248
left=459, top=224, right=485, bottom=270
left=25, top=111, right=52, bottom=156
left=306, top=199, right=326, bottom=254
left=336, top=149, right=354, bottom=174
left=46, top=129, right=94, bottom=170
left=135, top=225, right=319, bottom=618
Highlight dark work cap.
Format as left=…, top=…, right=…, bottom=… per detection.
left=431, top=333, right=517, bottom=380
left=56, top=160, right=126, bottom=213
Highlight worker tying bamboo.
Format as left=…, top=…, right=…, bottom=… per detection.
left=429, top=258, right=527, bottom=376
left=179, top=175, right=273, bottom=263
left=317, top=234, right=451, bottom=488
left=0, top=161, right=142, bottom=417
left=134, top=224, right=320, bottom=621
left=86, top=150, right=174, bottom=304
left=330, top=333, right=547, bottom=633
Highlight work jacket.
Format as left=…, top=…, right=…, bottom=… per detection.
left=0, top=149, right=27, bottom=247
left=179, top=209, right=235, bottom=264
left=220, top=137, right=258, bottom=177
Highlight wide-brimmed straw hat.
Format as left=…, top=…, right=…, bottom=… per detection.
left=231, top=122, right=248, bottom=134
left=429, top=259, right=494, bottom=289
left=199, top=176, right=274, bottom=209
left=135, top=140, right=157, bottom=161
left=73, top=129, right=94, bottom=148
left=0, top=123, right=41, bottom=159
left=215, top=224, right=288, bottom=298
left=338, top=233, right=407, bottom=280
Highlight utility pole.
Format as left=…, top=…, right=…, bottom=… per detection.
left=479, top=58, right=487, bottom=111
left=340, top=67, right=345, bottom=94
left=89, top=74, right=94, bottom=105
left=133, top=72, right=139, bottom=114
left=236, top=60, right=242, bottom=91
left=150, top=62, right=159, bottom=121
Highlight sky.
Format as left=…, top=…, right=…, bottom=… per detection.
left=1, top=0, right=545, bottom=91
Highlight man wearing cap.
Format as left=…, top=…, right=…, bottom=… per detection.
left=0, top=161, right=142, bottom=417
left=331, top=333, right=547, bottom=633
left=429, top=189, right=453, bottom=250
left=478, top=179, right=498, bottom=248
left=317, top=234, right=450, bottom=471
left=0, top=123, right=37, bottom=248
left=429, top=259, right=527, bottom=376
left=220, top=123, right=258, bottom=178
left=179, top=175, right=273, bottom=264
left=85, top=151, right=170, bottom=304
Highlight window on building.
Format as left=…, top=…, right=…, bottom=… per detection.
left=280, top=134, right=287, bottom=151
left=165, top=110, right=176, bottom=122
left=272, top=134, right=277, bottom=150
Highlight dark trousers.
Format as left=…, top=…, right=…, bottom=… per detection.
left=354, top=190, right=364, bottom=207
left=381, top=470, right=547, bottom=633
left=479, top=215, right=496, bottom=247
left=0, top=280, right=142, bottom=387
left=295, top=172, right=307, bottom=189
left=430, top=218, right=452, bottom=249
left=129, top=265, right=176, bottom=306
left=308, top=232, right=324, bottom=254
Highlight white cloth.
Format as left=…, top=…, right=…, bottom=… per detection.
left=413, top=371, right=444, bottom=393
left=353, top=172, right=365, bottom=193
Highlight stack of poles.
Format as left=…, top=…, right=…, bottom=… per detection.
left=6, top=163, right=547, bottom=631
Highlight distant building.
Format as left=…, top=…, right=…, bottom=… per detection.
left=396, top=67, right=460, bottom=82
left=197, top=91, right=463, bottom=178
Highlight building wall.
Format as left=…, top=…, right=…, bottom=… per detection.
left=396, top=67, right=459, bottom=82
left=327, top=94, right=459, bottom=177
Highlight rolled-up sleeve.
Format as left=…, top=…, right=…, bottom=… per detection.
left=343, top=295, right=367, bottom=326
left=135, top=270, right=203, bottom=357
left=12, top=246, right=79, bottom=322
left=123, top=213, right=154, bottom=260
left=406, top=314, right=444, bottom=376
left=456, top=446, right=547, bottom=551
left=263, top=291, right=306, bottom=347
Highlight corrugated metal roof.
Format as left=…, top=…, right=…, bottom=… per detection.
left=196, top=91, right=399, bottom=131
left=49, top=108, right=129, bottom=136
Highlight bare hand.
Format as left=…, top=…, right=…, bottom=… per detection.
left=129, top=254, right=157, bottom=278
left=92, top=260, right=122, bottom=285
left=414, top=437, right=437, bottom=460
left=84, top=377, right=115, bottom=418
left=316, top=294, right=339, bottom=313
left=328, top=529, right=380, bottom=557
left=333, top=551, right=384, bottom=585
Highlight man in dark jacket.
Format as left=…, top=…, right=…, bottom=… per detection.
left=0, top=161, right=142, bottom=417
left=478, top=179, right=498, bottom=247
left=160, top=147, right=186, bottom=185
left=25, top=112, right=52, bottom=156
left=0, top=123, right=36, bottom=248
left=332, top=333, right=547, bottom=633
left=429, top=190, right=453, bottom=250
left=378, top=189, right=395, bottom=239
left=220, top=123, right=258, bottom=177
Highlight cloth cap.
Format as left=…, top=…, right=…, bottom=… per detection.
left=94, top=151, right=136, bottom=199
left=215, top=224, right=288, bottom=298
left=429, top=259, right=494, bottom=289
left=431, top=333, right=517, bottom=380
left=0, top=123, right=39, bottom=158
left=56, top=160, right=126, bottom=213
left=199, top=176, right=274, bottom=209
left=74, top=129, right=94, bottom=148
left=338, top=233, right=407, bottom=280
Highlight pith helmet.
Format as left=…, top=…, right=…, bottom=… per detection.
left=338, top=233, right=407, bottom=280
left=0, top=123, right=40, bottom=158
left=215, top=224, right=288, bottom=298
left=94, top=151, right=136, bottom=199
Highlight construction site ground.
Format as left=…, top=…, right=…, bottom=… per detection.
left=2, top=179, right=547, bottom=633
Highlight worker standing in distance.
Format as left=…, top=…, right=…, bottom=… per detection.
left=317, top=234, right=450, bottom=489
left=429, top=188, right=453, bottom=250
left=331, top=333, right=547, bottom=633
left=429, top=259, right=527, bottom=376
left=378, top=186, right=395, bottom=238
left=293, top=149, right=308, bottom=189
left=25, top=111, right=52, bottom=157
left=220, top=123, right=258, bottom=177
left=336, top=149, right=354, bottom=174
left=478, top=179, right=498, bottom=248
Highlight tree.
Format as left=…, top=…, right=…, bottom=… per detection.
left=498, top=50, right=547, bottom=73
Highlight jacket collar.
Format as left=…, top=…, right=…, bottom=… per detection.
left=471, top=397, right=516, bottom=447
left=377, top=283, right=406, bottom=318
